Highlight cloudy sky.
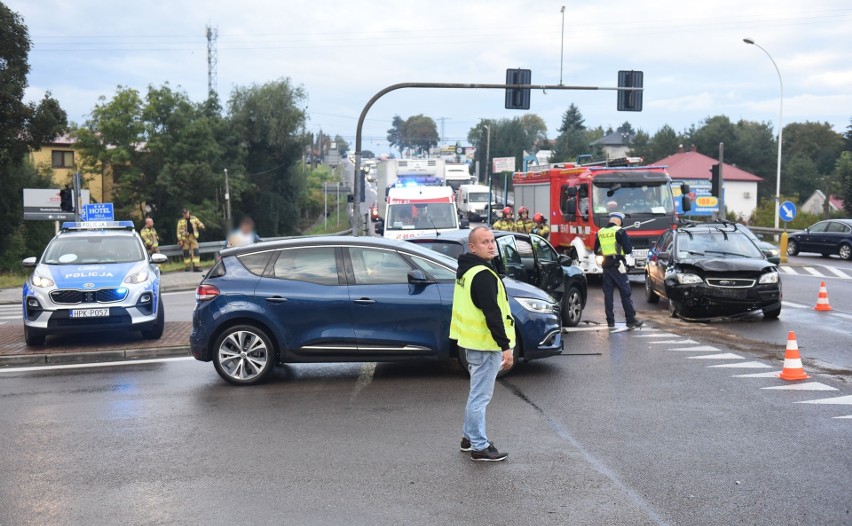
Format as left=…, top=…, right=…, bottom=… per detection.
left=14, top=0, right=852, bottom=153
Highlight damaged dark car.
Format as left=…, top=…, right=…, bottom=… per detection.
left=644, top=222, right=782, bottom=320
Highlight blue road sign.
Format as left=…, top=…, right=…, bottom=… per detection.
left=778, top=201, right=797, bottom=223
left=81, top=203, right=115, bottom=222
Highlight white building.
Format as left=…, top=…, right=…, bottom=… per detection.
left=801, top=190, right=845, bottom=215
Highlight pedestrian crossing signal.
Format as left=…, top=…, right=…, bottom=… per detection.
left=59, top=187, right=74, bottom=212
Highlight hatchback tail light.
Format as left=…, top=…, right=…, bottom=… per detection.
left=196, top=284, right=220, bottom=301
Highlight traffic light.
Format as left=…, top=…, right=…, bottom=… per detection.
left=617, top=70, right=644, bottom=111
left=505, top=69, right=531, bottom=110
left=59, top=187, right=74, bottom=212
left=710, top=163, right=721, bottom=197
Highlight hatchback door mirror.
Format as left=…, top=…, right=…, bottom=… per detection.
left=407, top=270, right=432, bottom=284
left=459, top=218, right=470, bottom=229
left=558, top=254, right=573, bottom=266
left=22, top=257, right=37, bottom=268
left=150, top=253, right=168, bottom=264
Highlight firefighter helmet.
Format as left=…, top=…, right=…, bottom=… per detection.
left=533, top=212, right=544, bottom=223
left=518, top=206, right=529, bottom=216
left=502, top=207, right=513, bottom=217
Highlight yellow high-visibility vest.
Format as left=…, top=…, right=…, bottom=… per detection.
left=597, top=226, right=623, bottom=256
left=449, top=266, right=515, bottom=351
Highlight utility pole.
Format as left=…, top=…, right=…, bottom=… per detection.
left=485, top=124, right=492, bottom=223
left=223, top=168, right=232, bottom=232
left=206, top=25, right=218, bottom=100
left=438, top=116, right=450, bottom=146
left=560, top=6, right=566, bottom=85
left=717, top=142, right=725, bottom=220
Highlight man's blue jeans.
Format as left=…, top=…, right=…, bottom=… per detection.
left=462, top=349, right=502, bottom=451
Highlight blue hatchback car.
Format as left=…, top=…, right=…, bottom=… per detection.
left=191, top=236, right=563, bottom=385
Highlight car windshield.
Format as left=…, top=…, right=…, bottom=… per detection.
left=676, top=231, right=763, bottom=259
left=468, top=192, right=489, bottom=203
left=386, top=203, right=457, bottom=230
left=592, top=182, right=675, bottom=216
left=42, top=236, right=145, bottom=264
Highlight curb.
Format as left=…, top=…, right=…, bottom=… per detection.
left=0, top=345, right=191, bottom=367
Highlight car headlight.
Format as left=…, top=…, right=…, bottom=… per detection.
left=759, top=271, right=779, bottom=284
left=32, top=273, right=55, bottom=288
left=515, top=297, right=557, bottom=314
left=124, top=270, right=150, bottom=284
left=675, top=273, right=703, bottom=285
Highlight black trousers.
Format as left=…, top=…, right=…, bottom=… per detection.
left=602, top=266, right=636, bottom=324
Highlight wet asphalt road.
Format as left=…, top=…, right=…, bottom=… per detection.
left=1, top=308, right=850, bottom=525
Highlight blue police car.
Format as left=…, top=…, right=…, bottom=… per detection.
left=21, top=221, right=167, bottom=346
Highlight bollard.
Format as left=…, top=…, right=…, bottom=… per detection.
left=779, top=231, right=789, bottom=264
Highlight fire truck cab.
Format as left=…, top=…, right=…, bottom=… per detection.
left=513, top=159, right=691, bottom=275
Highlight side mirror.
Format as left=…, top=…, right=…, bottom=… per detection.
left=374, top=220, right=384, bottom=235
left=681, top=195, right=692, bottom=213
left=150, top=253, right=168, bottom=264
left=558, top=254, right=573, bottom=266
left=566, top=186, right=578, bottom=198
left=680, top=183, right=690, bottom=194
left=22, top=257, right=37, bottom=268
left=804, top=228, right=809, bottom=233
left=459, top=218, right=470, bottom=229
left=407, top=269, right=432, bottom=284
left=766, top=253, right=781, bottom=265
left=463, top=198, right=468, bottom=203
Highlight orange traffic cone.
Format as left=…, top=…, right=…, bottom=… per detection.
left=813, top=281, right=832, bottom=311
left=778, top=331, right=810, bottom=381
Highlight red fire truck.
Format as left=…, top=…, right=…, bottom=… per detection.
left=512, top=159, right=691, bottom=275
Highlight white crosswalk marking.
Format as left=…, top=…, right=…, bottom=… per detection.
left=779, top=266, right=796, bottom=274
left=777, top=264, right=851, bottom=280
left=803, top=266, right=825, bottom=277
left=825, top=266, right=851, bottom=279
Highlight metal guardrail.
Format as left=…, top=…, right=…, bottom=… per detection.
left=157, top=229, right=354, bottom=258
left=747, top=226, right=803, bottom=235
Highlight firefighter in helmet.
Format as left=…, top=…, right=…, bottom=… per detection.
left=493, top=207, right=515, bottom=231
left=515, top=207, right=534, bottom=234
left=531, top=212, right=550, bottom=239
left=176, top=208, right=206, bottom=272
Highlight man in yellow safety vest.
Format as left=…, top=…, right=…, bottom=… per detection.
left=450, top=226, right=514, bottom=462
left=594, top=211, right=643, bottom=329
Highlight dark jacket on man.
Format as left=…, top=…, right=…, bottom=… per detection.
left=593, top=221, right=634, bottom=269
left=455, top=252, right=511, bottom=350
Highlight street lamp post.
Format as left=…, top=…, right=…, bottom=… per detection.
left=484, top=124, right=492, bottom=223
left=559, top=6, right=566, bottom=86
left=743, top=37, right=784, bottom=231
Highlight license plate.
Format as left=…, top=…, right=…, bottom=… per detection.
left=633, top=249, right=649, bottom=260
left=70, top=308, right=109, bottom=318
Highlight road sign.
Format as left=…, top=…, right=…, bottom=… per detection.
left=779, top=201, right=797, bottom=222
left=81, top=203, right=114, bottom=222
left=492, top=157, right=516, bottom=173
left=23, top=188, right=90, bottom=220
left=673, top=179, right=717, bottom=216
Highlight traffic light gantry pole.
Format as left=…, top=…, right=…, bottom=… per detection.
left=350, top=82, right=643, bottom=236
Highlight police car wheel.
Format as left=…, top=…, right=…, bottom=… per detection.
left=561, top=286, right=583, bottom=327
left=24, top=326, right=45, bottom=347
left=141, top=299, right=165, bottom=340
left=213, top=325, right=276, bottom=386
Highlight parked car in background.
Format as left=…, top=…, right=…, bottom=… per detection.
left=644, top=222, right=782, bottom=320
left=407, top=229, right=588, bottom=327
left=191, top=236, right=563, bottom=385
left=786, top=219, right=852, bottom=261
left=736, top=224, right=781, bottom=264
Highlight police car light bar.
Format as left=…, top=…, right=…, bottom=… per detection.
left=60, top=221, right=135, bottom=231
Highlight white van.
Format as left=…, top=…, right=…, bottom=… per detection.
left=383, top=186, right=462, bottom=240
left=456, top=184, right=491, bottom=222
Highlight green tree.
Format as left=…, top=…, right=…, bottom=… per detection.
left=386, top=115, right=406, bottom=157
left=783, top=155, right=821, bottom=200
left=0, top=3, right=68, bottom=271
left=553, top=104, right=588, bottom=162
left=783, top=121, right=844, bottom=175
left=227, top=79, right=308, bottom=236
left=835, top=151, right=852, bottom=215
left=333, top=134, right=349, bottom=155
left=467, top=114, right=549, bottom=180
left=404, top=114, right=439, bottom=154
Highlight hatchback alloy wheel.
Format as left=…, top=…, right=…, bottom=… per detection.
left=562, top=286, right=583, bottom=327
left=213, top=325, right=275, bottom=385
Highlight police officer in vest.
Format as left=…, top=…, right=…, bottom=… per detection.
left=594, top=212, right=644, bottom=329
left=450, top=226, right=513, bottom=462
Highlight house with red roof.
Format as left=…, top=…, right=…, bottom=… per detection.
left=652, top=148, right=763, bottom=218
left=801, top=190, right=846, bottom=216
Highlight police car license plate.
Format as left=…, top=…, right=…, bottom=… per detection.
left=70, top=308, right=109, bottom=318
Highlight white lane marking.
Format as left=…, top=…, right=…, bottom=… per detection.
left=651, top=339, right=698, bottom=345
left=803, top=266, right=824, bottom=277
left=832, top=415, right=852, bottom=419
left=795, top=394, right=852, bottom=405
left=634, top=332, right=679, bottom=338
left=688, top=353, right=745, bottom=360
left=0, top=356, right=194, bottom=373
left=349, top=362, right=376, bottom=402
left=831, top=312, right=852, bottom=320
left=610, top=327, right=631, bottom=334
left=0, top=315, right=21, bottom=320
left=824, top=266, right=851, bottom=279
left=779, top=265, right=796, bottom=274
left=761, top=382, right=838, bottom=391
left=731, top=370, right=783, bottom=377
left=709, top=361, right=773, bottom=369
left=563, top=326, right=612, bottom=333
left=666, top=345, right=721, bottom=352
left=782, top=301, right=810, bottom=309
